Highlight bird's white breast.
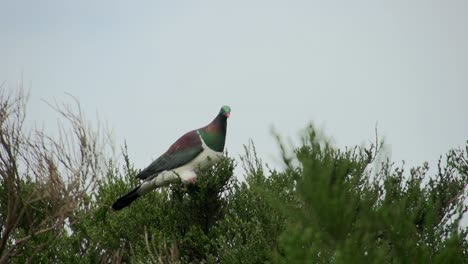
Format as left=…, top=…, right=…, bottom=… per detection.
left=173, top=133, right=223, bottom=181
left=144, top=133, right=223, bottom=190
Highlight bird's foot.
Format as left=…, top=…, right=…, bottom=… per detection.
left=186, top=177, right=197, bottom=184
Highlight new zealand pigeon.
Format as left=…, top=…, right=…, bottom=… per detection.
left=112, top=105, right=231, bottom=211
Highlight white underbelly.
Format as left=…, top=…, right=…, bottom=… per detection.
left=139, top=143, right=223, bottom=194
left=174, top=146, right=223, bottom=181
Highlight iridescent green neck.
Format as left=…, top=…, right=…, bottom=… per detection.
left=198, top=115, right=227, bottom=152
left=199, top=130, right=225, bottom=152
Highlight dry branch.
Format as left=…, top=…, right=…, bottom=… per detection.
left=0, top=87, right=112, bottom=263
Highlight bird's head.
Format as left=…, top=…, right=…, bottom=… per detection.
left=219, top=105, right=231, bottom=118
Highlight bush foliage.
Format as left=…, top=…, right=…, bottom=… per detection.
left=1, top=92, right=467, bottom=263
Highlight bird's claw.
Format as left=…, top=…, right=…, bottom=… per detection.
left=186, top=177, right=197, bottom=184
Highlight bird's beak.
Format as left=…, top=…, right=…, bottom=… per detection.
left=225, top=113, right=230, bottom=118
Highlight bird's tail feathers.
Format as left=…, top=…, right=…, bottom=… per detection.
left=112, top=185, right=141, bottom=211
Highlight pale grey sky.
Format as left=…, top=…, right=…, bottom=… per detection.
left=1, top=0, right=467, bottom=174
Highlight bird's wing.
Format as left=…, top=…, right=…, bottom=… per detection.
left=136, top=130, right=203, bottom=180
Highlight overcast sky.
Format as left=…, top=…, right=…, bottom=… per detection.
left=1, top=0, right=467, bottom=175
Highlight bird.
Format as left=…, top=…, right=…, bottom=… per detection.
left=112, top=105, right=231, bottom=210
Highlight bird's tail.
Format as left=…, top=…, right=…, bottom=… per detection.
left=112, top=185, right=141, bottom=211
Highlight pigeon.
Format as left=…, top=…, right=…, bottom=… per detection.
left=112, top=105, right=231, bottom=210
